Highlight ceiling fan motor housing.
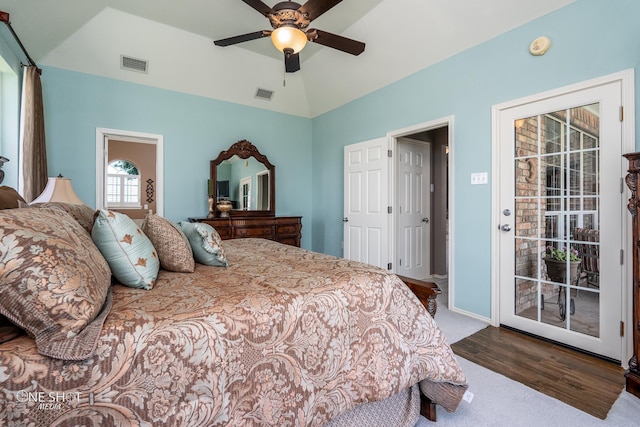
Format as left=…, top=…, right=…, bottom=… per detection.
left=269, top=2, right=310, bottom=30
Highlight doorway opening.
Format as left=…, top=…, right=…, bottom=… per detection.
left=342, top=118, right=453, bottom=306
left=95, top=128, right=164, bottom=218
left=390, top=120, right=451, bottom=297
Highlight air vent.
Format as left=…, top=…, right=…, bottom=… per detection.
left=120, top=55, right=148, bottom=74
left=255, top=88, right=274, bottom=101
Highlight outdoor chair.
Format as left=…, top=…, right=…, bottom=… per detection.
left=573, top=227, right=600, bottom=289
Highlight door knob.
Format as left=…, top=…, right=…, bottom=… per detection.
left=342, top=217, right=349, bottom=222
left=500, top=224, right=512, bottom=232
left=422, top=218, right=429, bottom=223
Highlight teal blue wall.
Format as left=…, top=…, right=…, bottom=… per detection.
left=39, top=67, right=313, bottom=248
left=2, top=0, right=639, bottom=319
left=310, top=0, right=640, bottom=318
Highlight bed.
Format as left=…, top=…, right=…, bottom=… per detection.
left=0, top=193, right=467, bottom=426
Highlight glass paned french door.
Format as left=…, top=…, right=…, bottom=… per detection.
left=498, top=77, right=624, bottom=361
left=512, top=106, right=600, bottom=337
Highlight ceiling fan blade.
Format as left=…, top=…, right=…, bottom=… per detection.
left=307, top=29, right=365, bottom=55
left=214, top=30, right=271, bottom=47
left=298, top=0, right=343, bottom=22
left=284, top=52, right=301, bottom=73
left=241, top=0, right=274, bottom=16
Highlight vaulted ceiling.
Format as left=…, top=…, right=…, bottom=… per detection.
left=0, top=0, right=575, bottom=117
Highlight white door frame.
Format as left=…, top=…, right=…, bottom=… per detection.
left=388, top=116, right=454, bottom=308
left=491, top=69, right=635, bottom=366
left=95, top=128, right=164, bottom=216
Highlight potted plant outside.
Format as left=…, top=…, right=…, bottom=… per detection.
left=544, top=246, right=581, bottom=284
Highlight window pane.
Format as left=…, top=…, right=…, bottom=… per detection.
left=544, top=116, right=562, bottom=154
left=107, top=159, right=141, bottom=207
left=107, top=176, right=120, bottom=203
left=123, top=177, right=139, bottom=203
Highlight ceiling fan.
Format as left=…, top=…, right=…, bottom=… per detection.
left=214, top=0, right=365, bottom=73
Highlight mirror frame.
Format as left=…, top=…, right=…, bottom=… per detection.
left=210, top=140, right=275, bottom=217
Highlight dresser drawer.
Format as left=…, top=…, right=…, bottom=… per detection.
left=277, top=236, right=300, bottom=246
left=189, top=216, right=301, bottom=247
left=277, top=224, right=300, bottom=235
left=234, top=226, right=274, bottom=239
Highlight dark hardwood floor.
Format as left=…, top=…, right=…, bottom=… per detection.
left=451, top=326, right=625, bottom=419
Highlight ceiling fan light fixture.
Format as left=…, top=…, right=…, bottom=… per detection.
left=271, top=26, right=307, bottom=53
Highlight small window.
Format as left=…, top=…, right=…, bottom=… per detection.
left=107, top=160, right=141, bottom=208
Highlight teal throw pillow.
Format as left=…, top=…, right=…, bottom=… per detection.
left=92, top=210, right=160, bottom=289
left=179, top=221, right=228, bottom=267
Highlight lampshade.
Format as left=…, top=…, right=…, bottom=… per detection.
left=271, top=26, right=307, bottom=54
left=30, top=176, right=84, bottom=205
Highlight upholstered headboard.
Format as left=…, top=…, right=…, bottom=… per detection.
left=0, top=186, right=26, bottom=210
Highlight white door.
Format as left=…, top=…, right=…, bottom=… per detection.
left=343, top=138, right=390, bottom=269
left=396, top=139, right=431, bottom=279
left=240, top=176, right=251, bottom=210
left=497, top=78, right=625, bottom=360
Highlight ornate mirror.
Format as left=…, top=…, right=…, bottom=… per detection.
left=210, top=140, right=275, bottom=217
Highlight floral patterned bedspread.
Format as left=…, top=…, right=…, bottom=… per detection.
left=0, top=239, right=467, bottom=426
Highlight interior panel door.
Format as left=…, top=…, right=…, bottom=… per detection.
left=396, top=139, right=431, bottom=279
left=343, top=138, right=390, bottom=269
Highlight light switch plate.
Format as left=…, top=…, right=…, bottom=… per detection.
left=471, top=172, right=488, bottom=185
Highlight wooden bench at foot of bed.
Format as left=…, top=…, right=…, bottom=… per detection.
left=397, top=275, right=443, bottom=422
left=397, top=275, right=442, bottom=319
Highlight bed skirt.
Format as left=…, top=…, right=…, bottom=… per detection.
left=326, top=384, right=421, bottom=427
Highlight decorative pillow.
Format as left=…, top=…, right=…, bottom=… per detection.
left=0, top=208, right=113, bottom=360
left=30, top=202, right=96, bottom=234
left=0, top=186, right=26, bottom=210
left=92, top=210, right=160, bottom=289
left=179, top=221, right=228, bottom=267
left=142, top=214, right=194, bottom=273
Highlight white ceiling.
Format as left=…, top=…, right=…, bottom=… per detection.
left=0, top=0, right=575, bottom=118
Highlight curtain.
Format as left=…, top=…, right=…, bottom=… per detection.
left=20, top=66, right=47, bottom=202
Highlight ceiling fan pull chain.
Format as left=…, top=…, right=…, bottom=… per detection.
left=283, top=67, right=286, bottom=87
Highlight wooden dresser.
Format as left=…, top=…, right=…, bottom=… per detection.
left=190, top=216, right=302, bottom=247
left=624, top=152, right=640, bottom=399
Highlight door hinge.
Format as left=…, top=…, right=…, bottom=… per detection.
left=620, top=106, right=624, bottom=122
left=621, top=249, right=624, bottom=265
left=620, top=321, right=625, bottom=337
left=388, top=149, right=393, bottom=158
left=621, top=177, right=624, bottom=193
left=388, top=206, right=392, bottom=214
left=387, top=262, right=392, bottom=270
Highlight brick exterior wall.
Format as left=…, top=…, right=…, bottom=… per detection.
left=513, top=107, right=599, bottom=315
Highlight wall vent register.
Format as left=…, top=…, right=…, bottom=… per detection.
left=121, top=55, right=149, bottom=73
